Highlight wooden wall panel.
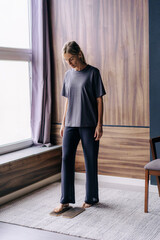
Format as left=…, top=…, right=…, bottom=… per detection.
left=51, top=124, right=149, bottom=179
left=50, top=0, right=149, bottom=179
left=50, top=0, right=149, bottom=126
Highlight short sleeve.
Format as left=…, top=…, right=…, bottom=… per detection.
left=94, top=70, right=106, bottom=98
left=61, top=73, right=68, bottom=98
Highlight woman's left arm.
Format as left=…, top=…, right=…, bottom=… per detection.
left=94, top=96, right=103, bottom=141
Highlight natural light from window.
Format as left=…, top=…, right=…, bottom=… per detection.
left=0, top=0, right=32, bottom=148
left=0, top=61, right=31, bottom=145
left=0, top=0, right=30, bottom=49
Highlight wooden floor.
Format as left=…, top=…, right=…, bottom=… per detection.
left=0, top=222, right=89, bottom=240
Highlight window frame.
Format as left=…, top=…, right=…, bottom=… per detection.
left=0, top=0, right=33, bottom=155
left=0, top=48, right=33, bottom=155
left=0, top=139, right=33, bottom=155
left=0, top=47, right=32, bottom=61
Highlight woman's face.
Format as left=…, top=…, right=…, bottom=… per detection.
left=64, top=52, right=81, bottom=69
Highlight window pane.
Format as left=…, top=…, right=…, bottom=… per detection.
left=0, top=61, right=31, bottom=145
left=0, top=0, right=30, bottom=48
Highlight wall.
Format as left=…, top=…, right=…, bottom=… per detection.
left=50, top=0, right=150, bottom=179
left=149, top=0, right=160, bottom=184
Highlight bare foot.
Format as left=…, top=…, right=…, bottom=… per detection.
left=53, top=203, right=69, bottom=213
left=82, top=202, right=92, bottom=208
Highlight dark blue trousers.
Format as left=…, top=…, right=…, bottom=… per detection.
left=60, top=127, right=99, bottom=204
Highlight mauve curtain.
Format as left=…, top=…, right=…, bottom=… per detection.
left=31, top=0, right=52, bottom=145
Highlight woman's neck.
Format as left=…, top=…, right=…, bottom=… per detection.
left=75, top=62, right=87, bottom=71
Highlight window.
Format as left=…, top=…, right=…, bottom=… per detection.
left=0, top=0, right=32, bottom=155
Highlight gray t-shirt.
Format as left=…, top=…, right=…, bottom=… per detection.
left=62, top=64, right=106, bottom=127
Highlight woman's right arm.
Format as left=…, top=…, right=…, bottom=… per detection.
left=60, top=98, right=68, bottom=137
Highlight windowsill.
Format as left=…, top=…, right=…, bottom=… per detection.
left=0, top=145, right=62, bottom=165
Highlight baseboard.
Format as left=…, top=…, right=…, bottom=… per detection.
left=0, top=173, right=61, bottom=206
left=75, top=173, right=158, bottom=193
left=75, top=172, right=145, bottom=185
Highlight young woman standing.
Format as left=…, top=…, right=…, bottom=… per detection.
left=54, top=41, right=106, bottom=213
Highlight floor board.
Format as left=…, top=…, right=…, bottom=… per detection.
left=0, top=221, right=90, bottom=240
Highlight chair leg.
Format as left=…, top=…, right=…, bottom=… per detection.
left=156, top=176, right=160, bottom=197
left=145, top=169, right=149, bottom=213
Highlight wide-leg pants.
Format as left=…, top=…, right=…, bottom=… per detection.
left=60, top=127, right=99, bottom=204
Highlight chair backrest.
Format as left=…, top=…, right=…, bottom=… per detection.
left=150, top=136, right=160, bottom=160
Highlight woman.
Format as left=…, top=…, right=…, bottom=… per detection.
left=54, top=41, right=106, bottom=213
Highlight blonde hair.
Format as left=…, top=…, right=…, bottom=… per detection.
left=62, top=41, right=86, bottom=64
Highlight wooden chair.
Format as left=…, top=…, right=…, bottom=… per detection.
left=144, top=136, right=160, bottom=213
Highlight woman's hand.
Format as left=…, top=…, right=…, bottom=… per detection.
left=94, top=124, right=103, bottom=141
left=60, top=125, right=65, bottom=137
left=60, top=99, right=68, bottom=137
